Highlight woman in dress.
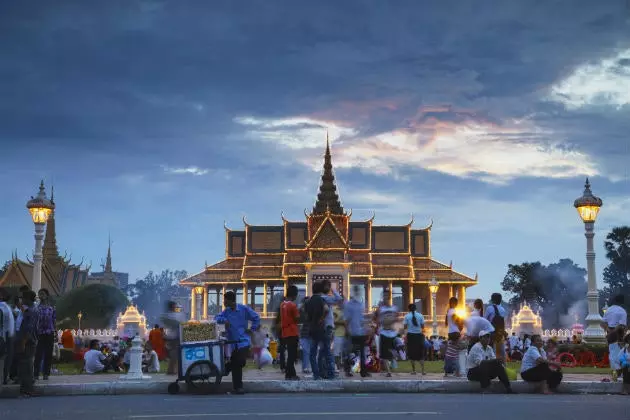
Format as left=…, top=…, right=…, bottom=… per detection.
left=404, top=304, right=425, bottom=375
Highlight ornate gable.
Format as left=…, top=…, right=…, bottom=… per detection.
left=308, top=218, right=347, bottom=249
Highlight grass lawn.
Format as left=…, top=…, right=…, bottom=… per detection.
left=53, top=360, right=606, bottom=376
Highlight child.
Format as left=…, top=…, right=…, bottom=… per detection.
left=619, top=334, right=630, bottom=395
left=546, top=339, right=559, bottom=370
left=444, top=338, right=459, bottom=376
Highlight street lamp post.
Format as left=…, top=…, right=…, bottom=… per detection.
left=26, top=181, right=54, bottom=294
left=77, top=311, right=83, bottom=331
left=574, top=178, right=605, bottom=342
left=429, top=276, right=439, bottom=337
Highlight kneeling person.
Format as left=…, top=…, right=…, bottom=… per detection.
left=466, top=330, right=513, bottom=393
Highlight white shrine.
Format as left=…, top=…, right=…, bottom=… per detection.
left=116, top=305, right=149, bottom=338
left=509, top=302, right=543, bottom=337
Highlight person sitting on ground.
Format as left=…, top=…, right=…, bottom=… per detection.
left=520, top=334, right=563, bottom=394
left=142, top=342, right=160, bottom=373
left=84, top=339, right=109, bottom=374
left=466, top=330, right=513, bottom=393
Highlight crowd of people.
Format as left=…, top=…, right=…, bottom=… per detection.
left=213, top=283, right=629, bottom=396
left=1, top=283, right=628, bottom=398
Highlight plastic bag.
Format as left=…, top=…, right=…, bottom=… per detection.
left=505, top=367, right=517, bottom=381
left=258, top=348, right=273, bottom=368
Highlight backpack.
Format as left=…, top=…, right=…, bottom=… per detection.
left=491, top=305, right=505, bottom=333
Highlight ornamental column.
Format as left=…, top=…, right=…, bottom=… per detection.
left=190, top=288, right=197, bottom=321
left=263, top=281, right=268, bottom=316
left=388, top=280, right=393, bottom=306
left=366, top=280, right=372, bottom=312
left=221, top=285, right=226, bottom=309
left=460, top=285, right=466, bottom=307
left=202, top=287, right=208, bottom=320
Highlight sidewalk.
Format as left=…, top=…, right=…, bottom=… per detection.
left=0, top=370, right=624, bottom=398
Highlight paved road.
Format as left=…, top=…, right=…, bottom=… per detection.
left=1, top=393, right=628, bottom=420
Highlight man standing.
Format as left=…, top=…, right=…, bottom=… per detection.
left=16, top=291, right=38, bottom=398
left=375, top=288, right=398, bottom=377
left=320, top=279, right=343, bottom=377
left=466, top=330, right=513, bottom=394
left=484, top=293, right=507, bottom=360
left=34, top=288, right=56, bottom=380
left=280, top=285, right=300, bottom=380
left=298, top=297, right=311, bottom=375
left=0, top=288, right=15, bottom=386
left=215, top=291, right=260, bottom=394
left=343, top=285, right=369, bottom=377
left=306, top=281, right=330, bottom=380
left=161, top=301, right=185, bottom=375
left=601, top=294, right=627, bottom=382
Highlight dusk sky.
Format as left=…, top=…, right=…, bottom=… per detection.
left=1, top=1, right=629, bottom=299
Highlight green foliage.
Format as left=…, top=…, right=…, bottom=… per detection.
left=600, top=226, right=630, bottom=313
left=55, top=284, right=129, bottom=329
left=501, top=259, right=587, bottom=329
left=124, top=269, right=187, bottom=326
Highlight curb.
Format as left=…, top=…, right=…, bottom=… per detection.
left=0, top=380, right=624, bottom=398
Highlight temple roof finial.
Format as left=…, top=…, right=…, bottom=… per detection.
left=105, top=234, right=113, bottom=274
left=313, top=131, right=344, bottom=215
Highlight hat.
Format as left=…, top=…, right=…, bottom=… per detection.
left=479, top=329, right=492, bottom=338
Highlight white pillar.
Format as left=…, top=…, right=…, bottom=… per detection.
left=263, top=281, right=268, bottom=316
left=120, top=335, right=150, bottom=380
left=431, top=291, right=438, bottom=336
left=32, top=223, right=45, bottom=293
left=367, top=281, right=372, bottom=312
left=583, top=221, right=605, bottom=341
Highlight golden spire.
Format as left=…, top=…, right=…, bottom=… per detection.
left=313, top=131, right=343, bottom=215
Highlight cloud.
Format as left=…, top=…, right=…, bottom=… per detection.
left=548, top=48, right=630, bottom=110
left=236, top=107, right=599, bottom=184
left=162, top=166, right=209, bottom=176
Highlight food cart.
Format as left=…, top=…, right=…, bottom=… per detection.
left=167, top=322, right=234, bottom=394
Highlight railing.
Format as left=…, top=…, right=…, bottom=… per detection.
left=57, top=329, right=120, bottom=339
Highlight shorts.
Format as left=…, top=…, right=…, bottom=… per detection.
left=379, top=336, right=395, bottom=361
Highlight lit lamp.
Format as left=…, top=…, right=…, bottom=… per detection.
left=574, top=178, right=605, bottom=342
left=602, top=302, right=609, bottom=316
left=77, top=311, right=83, bottom=331
left=26, top=181, right=54, bottom=294
left=429, top=277, right=440, bottom=337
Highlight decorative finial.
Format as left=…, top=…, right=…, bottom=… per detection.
left=449, top=260, right=453, bottom=269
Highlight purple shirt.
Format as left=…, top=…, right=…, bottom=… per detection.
left=37, top=304, right=56, bottom=335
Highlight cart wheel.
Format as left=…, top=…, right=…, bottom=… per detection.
left=185, top=361, right=221, bottom=394
left=167, top=382, right=180, bottom=395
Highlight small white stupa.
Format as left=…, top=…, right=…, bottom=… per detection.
left=510, top=302, right=543, bottom=337
left=116, top=305, right=148, bottom=338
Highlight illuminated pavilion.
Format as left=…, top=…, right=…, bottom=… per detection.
left=180, top=137, right=478, bottom=328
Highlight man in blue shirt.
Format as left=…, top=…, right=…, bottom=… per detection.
left=343, top=285, right=369, bottom=378
left=215, top=291, right=260, bottom=394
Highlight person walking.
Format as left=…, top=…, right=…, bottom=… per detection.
left=160, top=301, right=185, bottom=375
left=484, top=293, right=507, bottom=361
left=404, top=303, right=425, bottom=375
left=444, top=297, right=462, bottom=375
left=601, top=294, right=627, bottom=382
left=306, top=281, right=331, bottom=380
left=375, top=288, right=398, bottom=377
left=16, top=291, right=38, bottom=398
left=215, top=291, right=261, bottom=394
left=34, top=288, right=56, bottom=380
left=280, top=285, right=300, bottom=380
left=298, top=297, right=311, bottom=375
left=0, top=288, right=15, bottom=386
left=343, top=285, right=369, bottom=378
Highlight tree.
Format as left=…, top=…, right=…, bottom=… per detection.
left=55, top=284, right=129, bottom=330
left=501, top=259, right=587, bottom=329
left=600, top=226, right=630, bottom=313
left=125, top=269, right=187, bottom=325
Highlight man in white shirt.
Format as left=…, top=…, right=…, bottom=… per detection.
left=508, top=333, right=520, bottom=351
left=466, top=330, right=513, bottom=393
left=464, top=315, right=494, bottom=351
left=0, top=288, right=16, bottom=386
left=601, top=295, right=627, bottom=379
left=84, top=340, right=108, bottom=374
